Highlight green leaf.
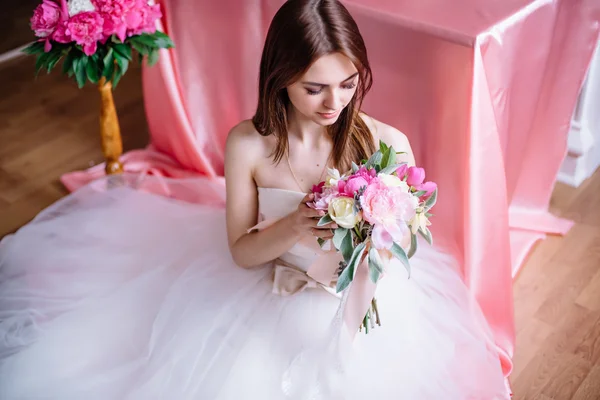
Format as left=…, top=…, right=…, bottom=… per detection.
left=114, top=52, right=129, bottom=77
left=336, top=262, right=354, bottom=293
left=23, top=41, right=46, bottom=55
left=45, top=50, right=63, bottom=73
left=390, top=242, right=411, bottom=277
left=102, top=48, right=115, bottom=80
left=333, top=228, right=348, bottom=250
left=317, top=214, right=333, bottom=227
left=424, top=188, right=438, bottom=211
left=317, top=238, right=326, bottom=248
left=368, top=247, right=384, bottom=284
left=336, top=241, right=366, bottom=293
left=340, top=230, right=354, bottom=263
left=366, top=150, right=383, bottom=170
left=129, top=38, right=149, bottom=56
left=134, top=34, right=159, bottom=47
left=112, top=67, right=123, bottom=89
left=380, top=146, right=396, bottom=170
left=379, top=140, right=389, bottom=154
left=413, top=190, right=427, bottom=197
left=369, top=265, right=381, bottom=285
left=351, top=161, right=359, bottom=174
left=86, top=58, right=99, bottom=84
left=75, top=55, right=88, bottom=88
left=112, top=43, right=132, bottom=61
left=379, top=163, right=405, bottom=175
left=348, top=241, right=367, bottom=279
left=380, top=148, right=391, bottom=169
left=147, top=48, right=160, bottom=66
left=62, top=50, right=77, bottom=76
left=418, top=227, right=433, bottom=246
left=153, top=31, right=175, bottom=48
left=407, top=233, right=418, bottom=258
left=34, top=52, right=52, bottom=76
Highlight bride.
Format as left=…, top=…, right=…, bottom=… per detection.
left=0, top=0, right=510, bottom=399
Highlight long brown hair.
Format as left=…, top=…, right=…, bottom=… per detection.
left=252, top=0, right=376, bottom=171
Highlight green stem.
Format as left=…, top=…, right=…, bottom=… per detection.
left=354, top=226, right=363, bottom=241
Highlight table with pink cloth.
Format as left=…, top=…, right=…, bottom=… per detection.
left=61, top=0, right=600, bottom=389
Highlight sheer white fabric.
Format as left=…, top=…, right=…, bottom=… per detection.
left=0, top=174, right=508, bottom=399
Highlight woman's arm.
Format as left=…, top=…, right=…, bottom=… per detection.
left=224, top=123, right=334, bottom=269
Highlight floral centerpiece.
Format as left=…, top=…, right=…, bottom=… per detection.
left=308, top=140, right=438, bottom=332
left=23, top=0, right=175, bottom=174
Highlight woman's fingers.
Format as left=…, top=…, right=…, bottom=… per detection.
left=310, top=228, right=335, bottom=238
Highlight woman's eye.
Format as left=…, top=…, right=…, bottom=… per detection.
left=342, top=83, right=356, bottom=90
left=306, top=88, right=322, bottom=95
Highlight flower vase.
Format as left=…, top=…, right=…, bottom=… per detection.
left=98, top=77, right=123, bottom=175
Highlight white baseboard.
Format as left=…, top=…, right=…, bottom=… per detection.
left=0, top=43, right=33, bottom=65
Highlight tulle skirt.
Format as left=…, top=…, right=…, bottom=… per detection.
left=0, top=174, right=509, bottom=399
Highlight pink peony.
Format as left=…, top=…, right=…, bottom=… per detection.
left=395, top=164, right=408, bottom=179
left=126, top=1, right=161, bottom=36
left=93, top=0, right=161, bottom=41
left=337, top=166, right=376, bottom=197
left=340, top=175, right=369, bottom=197
left=360, top=178, right=418, bottom=249
left=30, top=0, right=64, bottom=38
left=417, top=181, right=437, bottom=198
left=356, top=166, right=377, bottom=181
left=66, top=11, right=105, bottom=55
left=406, top=166, right=425, bottom=187
left=311, top=182, right=325, bottom=194
left=51, top=20, right=71, bottom=43
left=309, top=187, right=338, bottom=211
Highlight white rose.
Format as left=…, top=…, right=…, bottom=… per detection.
left=379, top=174, right=409, bottom=193
left=328, top=197, right=361, bottom=229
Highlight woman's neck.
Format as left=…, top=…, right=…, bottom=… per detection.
left=286, top=105, right=327, bottom=145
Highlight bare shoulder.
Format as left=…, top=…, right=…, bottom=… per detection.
left=226, top=119, right=264, bottom=152
left=225, top=119, right=268, bottom=172
left=360, top=113, right=409, bottom=150
left=359, top=113, right=415, bottom=166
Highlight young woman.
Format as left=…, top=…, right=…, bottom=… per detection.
left=0, top=0, right=510, bottom=398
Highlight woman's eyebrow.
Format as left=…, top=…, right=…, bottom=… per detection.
left=302, top=72, right=359, bottom=87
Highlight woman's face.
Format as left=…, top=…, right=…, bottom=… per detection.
left=287, top=52, right=359, bottom=126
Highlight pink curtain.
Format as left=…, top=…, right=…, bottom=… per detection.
left=61, top=0, right=600, bottom=386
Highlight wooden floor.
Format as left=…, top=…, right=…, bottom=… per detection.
left=0, top=55, right=599, bottom=400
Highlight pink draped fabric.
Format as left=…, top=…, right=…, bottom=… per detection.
left=60, top=0, right=600, bottom=388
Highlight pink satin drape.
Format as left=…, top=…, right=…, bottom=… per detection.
left=61, top=0, right=600, bottom=386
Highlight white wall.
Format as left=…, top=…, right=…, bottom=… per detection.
left=558, top=38, right=600, bottom=187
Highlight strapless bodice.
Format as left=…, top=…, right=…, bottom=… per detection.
left=256, top=187, right=323, bottom=272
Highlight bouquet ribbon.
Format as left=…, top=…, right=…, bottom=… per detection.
left=249, top=218, right=378, bottom=339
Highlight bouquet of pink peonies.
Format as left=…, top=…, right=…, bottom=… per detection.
left=23, top=0, right=174, bottom=88
left=308, top=140, right=438, bottom=332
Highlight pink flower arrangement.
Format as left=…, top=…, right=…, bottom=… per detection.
left=30, top=0, right=162, bottom=55
left=25, top=0, right=173, bottom=89
left=307, top=140, right=438, bottom=332
left=308, top=142, right=437, bottom=282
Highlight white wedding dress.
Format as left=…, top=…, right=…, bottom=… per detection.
left=0, top=174, right=509, bottom=399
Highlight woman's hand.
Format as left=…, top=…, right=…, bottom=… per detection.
left=287, top=193, right=337, bottom=239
